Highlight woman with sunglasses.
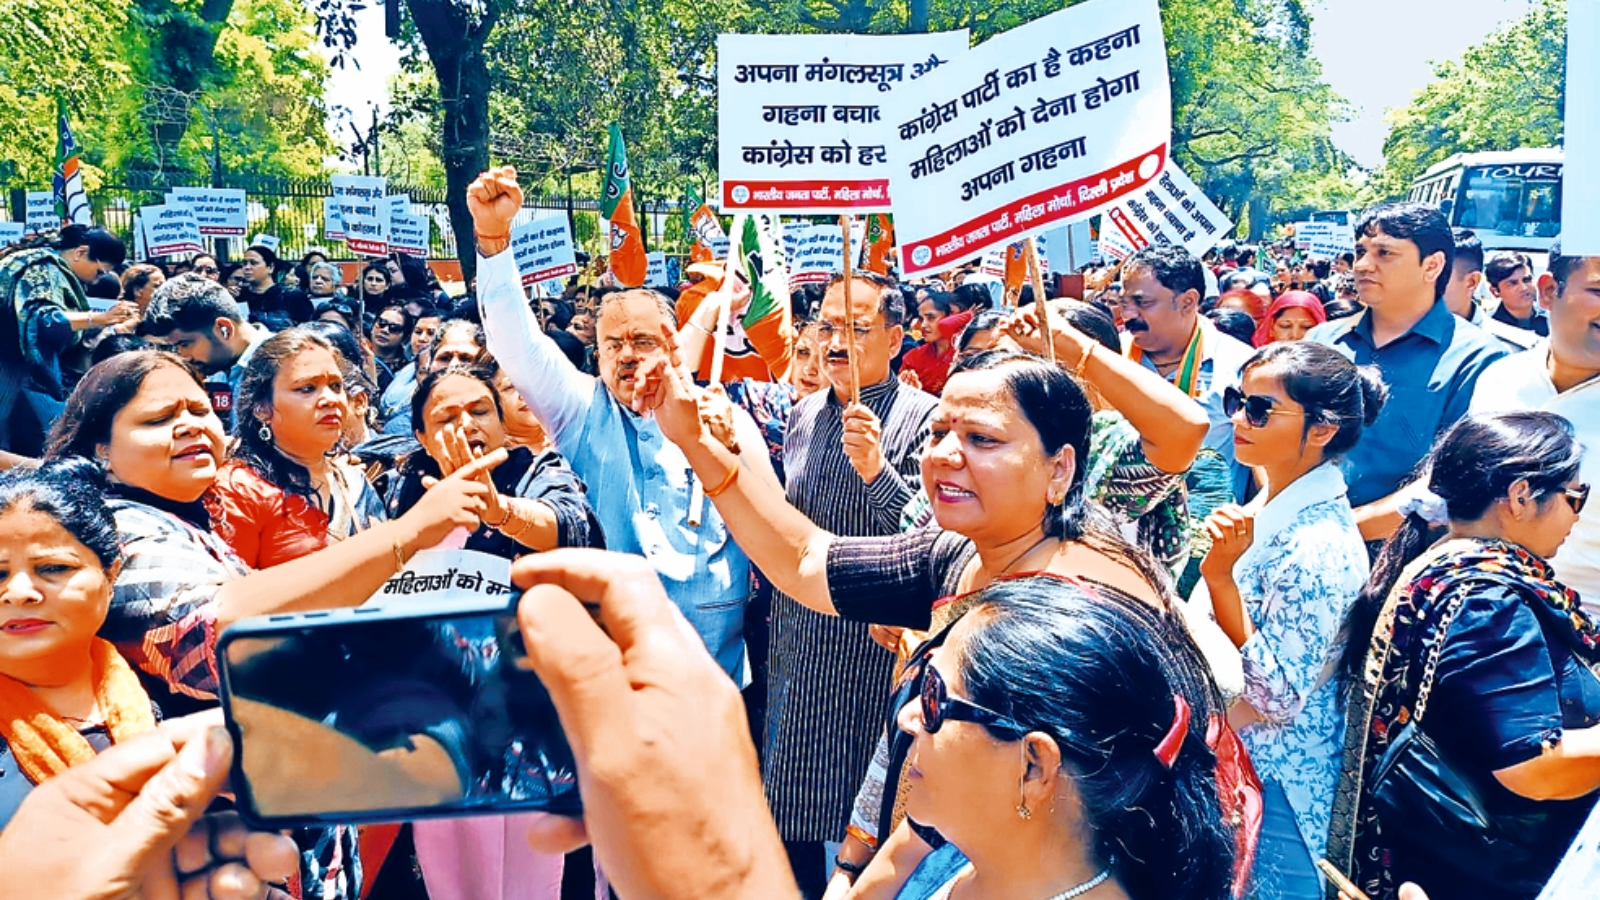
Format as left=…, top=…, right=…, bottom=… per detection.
left=1195, top=341, right=1385, bottom=900
left=1328, top=411, right=1600, bottom=900
left=890, top=575, right=1235, bottom=900
left=370, top=303, right=415, bottom=391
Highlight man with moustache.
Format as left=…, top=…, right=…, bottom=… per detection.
left=467, top=166, right=781, bottom=681
left=1119, top=245, right=1255, bottom=474
left=765, top=271, right=936, bottom=897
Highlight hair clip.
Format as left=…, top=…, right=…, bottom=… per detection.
left=1153, top=693, right=1191, bottom=769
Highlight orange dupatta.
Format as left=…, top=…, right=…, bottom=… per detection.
left=0, top=639, right=157, bottom=784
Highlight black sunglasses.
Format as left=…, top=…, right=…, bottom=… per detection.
left=921, top=664, right=1029, bottom=737
left=374, top=319, right=408, bottom=334
left=1223, top=386, right=1305, bottom=429
left=1564, top=483, right=1590, bottom=515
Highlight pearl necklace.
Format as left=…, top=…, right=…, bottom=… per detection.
left=1040, top=868, right=1112, bottom=900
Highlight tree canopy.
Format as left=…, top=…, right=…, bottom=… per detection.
left=1373, top=0, right=1566, bottom=200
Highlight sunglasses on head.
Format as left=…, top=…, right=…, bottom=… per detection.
left=921, top=664, right=1029, bottom=738
left=1563, top=483, right=1590, bottom=515
left=1223, top=386, right=1305, bottom=429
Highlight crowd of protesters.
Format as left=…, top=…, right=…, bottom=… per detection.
left=0, top=164, right=1597, bottom=900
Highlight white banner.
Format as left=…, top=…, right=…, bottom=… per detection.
left=140, top=204, right=205, bottom=257
left=1293, top=221, right=1356, bottom=258
left=645, top=251, right=668, bottom=286
left=331, top=175, right=389, bottom=255
left=390, top=212, right=431, bottom=257
left=387, top=194, right=413, bottom=219
left=887, top=0, right=1171, bottom=277
left=1099, top=165, right=1232, bottom=259
left=718, top=31, right=970, bottom=214
left=323, top=196, right=346, bottom=242
left=165, top=188, right=247, bottom=237
left=787, top=220, right=868, bottom=285
left=25, top=192, right=55, bottom=235
left=250, top=233, right=280, bottom=252
left=377, top=548, right=514, bottom=604
left=0, top=222, right=22, bottom=246
left=1563, top=0, right=1599, bottom=256
left=980, top=245, right=1006, bottom=278
left=511, top=214, right=579, bottom=287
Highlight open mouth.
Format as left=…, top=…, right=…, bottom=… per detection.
left=933, top=481, right=975, bottom=503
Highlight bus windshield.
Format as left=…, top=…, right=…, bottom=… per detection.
left=1455, top=165, right=1562, bottom=239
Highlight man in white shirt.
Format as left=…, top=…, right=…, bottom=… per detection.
left=1470, top=241, right=1600, bottom=606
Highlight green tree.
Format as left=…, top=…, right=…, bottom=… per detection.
left=1373, top=0, right=1566, bottom=199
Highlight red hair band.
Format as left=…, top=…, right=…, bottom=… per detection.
left=1153, top=693, right=1191, bottom=769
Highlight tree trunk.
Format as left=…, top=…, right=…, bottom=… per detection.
left=907, top=0, right=929, bottom=32
left=407, top=0, right=498, bottom=280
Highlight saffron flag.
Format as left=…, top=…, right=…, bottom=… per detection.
left=684, top=184, right=728, bottom=263
left=53, top=99, right=91, bottom=227
left=863, top=213, right=895, bottom=275
left=1003, top=240, right=1028, bottom=301
left=600, top=124, right=647, bottom=287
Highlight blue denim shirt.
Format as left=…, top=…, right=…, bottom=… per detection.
left=477, top=251, right=754, bottom=681
left=1309, top=300, right=1506, bottom=508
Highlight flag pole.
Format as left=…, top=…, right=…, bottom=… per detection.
left=1025, top=237, right=1056, bottom=365
left=840, top=214, right=861, bottom=406
left=689, top=224, right=744, bottom=529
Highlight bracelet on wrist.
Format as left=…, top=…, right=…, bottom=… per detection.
left=704, top=461, right=741, bottom=498
left=833, top=856, right=866, bottom=879
left=1073, top=341, right=1095, bottom=379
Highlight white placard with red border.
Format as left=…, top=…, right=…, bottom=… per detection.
left=140, top=204, right=205, bottom=257
left=323, top=197, right=346, bottom=242
left=786, top=220, right=867, bottom=285
left=511, top=214, right=579, bottom=287
left=25, top=192, right=55, bottom=235
left=390, top=212, right=431, bottom=257
left=331, top=175, right=389, bottom=255
left=718, top=31, right=969, bottom=214
left=887, top=0, right=1170, bottom=277
left=1099, top=164, right=1231, bottom=260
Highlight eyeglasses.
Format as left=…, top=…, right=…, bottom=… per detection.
left=194, top=265, right=219, bottom=275
left=921, top=664, right=1028, bottom=738
left=599, top=335, right=663, bottom=356
left=815, top=322, right=879, bottom=341
left=374, top=320, right=408, bottom=334
left=1564, top=483, right=1590, bottom=515
left=1223, top=386, right=1306, bottom=429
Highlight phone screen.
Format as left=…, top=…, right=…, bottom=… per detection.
left=219, top=601, right=581, bottom=828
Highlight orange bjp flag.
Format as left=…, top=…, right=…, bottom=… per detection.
left=1003, top=240, right=1028, bottom=298
left=601, top=124, right=648, bottom=287
left=864, top=213, right=895, bottom=274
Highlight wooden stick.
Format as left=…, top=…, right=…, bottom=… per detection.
left=706, top=254, right=736, bottom=385
left=840, top=214, right=861, bottom=406
left=1025, top=237, right=1056, bottom=365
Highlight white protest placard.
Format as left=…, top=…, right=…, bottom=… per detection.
left=323, top=196, right=346, bottom=241
left=886, top=0, right=1171, bottom=277
left=510, top=214, right=579, bottom=287
left=387, top=195, right=413, bottom=218
left=1562, top=0, right=1598, bottom=256
left=140, top=204, right=205, bottom=256
left=250, top=233, right=281, bottom=252
left=331, top=174, right=389, bottom=255
left=390, top=212, right=431, bottom=257
left=786, top=220, right=867, bottom=285
left=1293, top=221, right=1355, bottom=259
left=645, top=252, right=668, bottom=286
left=165, top=188, right=247, bottom=237
left=718, top=31, right=970, bottom=214
left=0, top=222, right=22, bottom=247
left=1098, top=165, right=1232, bottom=259
left=376, top=548, right=514, bottom=605
left=25, top=192, right=55, bottom=235
left=1097, top=215, right=1139, bottom=262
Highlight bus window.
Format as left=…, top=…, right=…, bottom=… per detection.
left=1521, top=182, right=1560, bottom=238
left=1459, top=168, right=1517, bottom=232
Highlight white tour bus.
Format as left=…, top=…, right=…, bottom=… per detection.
left=1407, top=148, right=1563, bottom=253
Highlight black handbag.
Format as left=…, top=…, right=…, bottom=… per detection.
left=1371, top=721, right=1555, bottom=894
left=1368, top=578, right=1563, bottom=895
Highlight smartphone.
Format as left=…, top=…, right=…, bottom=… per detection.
left=218, top=596, right=581, bottom=829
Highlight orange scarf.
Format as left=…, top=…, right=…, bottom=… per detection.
left=0, top=639, right=157, bottom=784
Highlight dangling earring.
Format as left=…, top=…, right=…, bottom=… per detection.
left=258, top=422, right=272, bottom=442
left=1017, top=801, right=1032, bottom=820
left=1017, top=747, right=1033, bottom=820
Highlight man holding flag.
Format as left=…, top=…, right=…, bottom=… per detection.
left=53, top=99, right=92, bottom=227
left=684, top=184, right=728, bottom=264
left=601, top=124, right=648, bottom=287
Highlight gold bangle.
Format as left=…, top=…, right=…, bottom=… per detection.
left=485, top=499, right=514, bottom=529
left=704, top=462, right=741, bottom=498
left=1073, top=341, right=1095, bottom=379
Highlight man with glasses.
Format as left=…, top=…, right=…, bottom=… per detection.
left=766, top=272, right=936, bottom=896
left=1470, top=241, right=1600, bottom=609
left=467, top=165, right=779, bottom=683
